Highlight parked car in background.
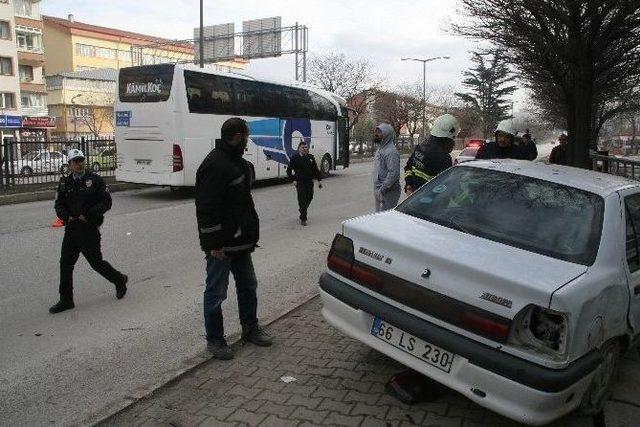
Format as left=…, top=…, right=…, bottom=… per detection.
left=9, top=150, right=68, bottom=176
left=466, top=138, right=486, bottom=148
left=320, top=160, right=640, bottom=425
left=87, top=147, right=116, bottom=172
left=454, top=146, right=480, bottom=164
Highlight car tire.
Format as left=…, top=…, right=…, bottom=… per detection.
left=21, top=166, right=33, bottom=176
left=580, top=338, right=621, bottom=415
left=92, top=162, right=101, bottom=172
left=320, top=154, right=332, bottom=178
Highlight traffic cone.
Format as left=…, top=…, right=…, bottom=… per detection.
left=52, top=217, right=64, bottom=228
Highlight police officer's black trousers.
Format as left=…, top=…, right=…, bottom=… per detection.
left=296, top=180, right=314, bottom=221
left=59, top=224, right=124, bottom=300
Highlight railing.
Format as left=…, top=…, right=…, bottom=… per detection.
left=1, top=137, right=116, bottom=192
left=591, top=153, right=640, bottom=180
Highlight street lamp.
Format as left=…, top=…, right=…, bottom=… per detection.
left=401, top=56, right=450, bottom=140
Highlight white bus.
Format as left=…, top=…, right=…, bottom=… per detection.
left=114, top=64, right=350, bottom=187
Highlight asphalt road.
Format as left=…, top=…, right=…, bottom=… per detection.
left=0, top=162, right=376, bottom=426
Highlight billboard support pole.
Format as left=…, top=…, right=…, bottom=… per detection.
left=294, top=22, right=299, bottom=81
left=199, top=0, right=204, bottom=68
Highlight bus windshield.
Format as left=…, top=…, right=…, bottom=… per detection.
left=119, top=64, right=174, bottom=103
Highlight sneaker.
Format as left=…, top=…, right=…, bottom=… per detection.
left=301, top=220, right=307, bottom=226
left=242, top=325, right=273, bottom=347
left=207, top=338, right=234, bottom=360
left=116, top=274, right=128, bottom=300
left=49, top=299, right=75, bottom=314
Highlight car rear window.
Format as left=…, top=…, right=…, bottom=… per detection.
left=396, top=166, right=604, bottom=265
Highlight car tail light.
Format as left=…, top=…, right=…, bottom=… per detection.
left=327, top=234, right=384, bottom=289
left=510, top=305, right=569, bottom=357
left=173, top=144, right=183, bottom=172
left=327, top=234, right=354, bottom=277
left=461, top=311, right=511, bottom=342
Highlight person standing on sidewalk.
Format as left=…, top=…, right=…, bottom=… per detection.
left=372, top=123, right=401, bottom=212
left=195, top=117, right=272, bottom=360
left=404, top=114, right=460, bottom=195
left=286, top=141, right=323, bottom=226
left=49, top=149, right=128, bottom=314
left=549, top=133, right=568, bottom=165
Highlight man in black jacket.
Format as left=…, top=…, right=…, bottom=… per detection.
left=476, top=120, right=529, bottom=160
left=286, top=141, right=322, bottom=226
left=195, top=118, right=272, bottom=360
left=50, top=149, right=128, bottom=314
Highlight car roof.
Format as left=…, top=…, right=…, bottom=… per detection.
left=461, top=159, right=640, bottom=196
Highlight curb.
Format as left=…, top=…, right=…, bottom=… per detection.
left=0, top=181, right=148, bottom=206
left=90, top=292, right=321, bottom=427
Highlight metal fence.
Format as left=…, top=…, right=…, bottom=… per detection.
left=1, top=137, right=116, bottom=191
left=591, top=153, right=640, bottom=180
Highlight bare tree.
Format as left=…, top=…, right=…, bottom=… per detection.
left=373, top=91, right=411, bottom=136
left=80, top=107, right=114, bottom=138
left=307, top=51, right=384, bottom=129
left=456, top=1, right=640, bottom=168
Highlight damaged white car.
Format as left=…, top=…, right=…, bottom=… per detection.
left=320, top=160, right=640, bottom=425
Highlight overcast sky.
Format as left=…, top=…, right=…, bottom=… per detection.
left=43, top=1, right=481, bottom=85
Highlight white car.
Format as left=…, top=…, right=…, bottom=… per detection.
left=320, top=160, right=640, bottom=425
left=454, top=146, right=480, bottom=164
left=10, top=150, right=68, bottom=175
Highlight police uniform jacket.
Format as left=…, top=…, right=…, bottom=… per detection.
left=404, top=137, right=452, bottom=190
left=195, top=141, right=259, bottom=255
left=55, top=171, right=112, bottom=227
left=286, top=152, right=322, bottom=182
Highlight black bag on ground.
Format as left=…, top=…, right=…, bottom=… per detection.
left=385, top=369, right=443, bottom=404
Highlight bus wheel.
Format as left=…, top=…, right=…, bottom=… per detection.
left=320, top=155, right=332, bottom=177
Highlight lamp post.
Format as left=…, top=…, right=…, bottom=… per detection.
left=401, top=56, right=450, bottom=140
left=70, top=94, right=82, bottom=140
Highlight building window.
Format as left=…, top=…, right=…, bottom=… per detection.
left=76, top=65, right=97, bottom=72
left=21, top=92, right=45, bottom=107
left=75, top=43, right=117, bottom=60
left=16, top=30, right=42, bottom=52
left=0, top=21, right=10, bottom=40
left=14, top=0, right=33, bottom=18
left=119, top=50, right=132, bottom=62
left=76, top=43, right=95, bottom=57
left=19, top=64, right=33, bottom=82
left=1, top=92, right=15, bottom=109
left=70, top=107, right=90, bottom=117
left=0, top=57, right=12, bottom=75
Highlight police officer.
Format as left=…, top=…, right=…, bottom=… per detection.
left=404, top=114, right=460, bottom=195
left=287, top=141, right=322, bottom=226
left=476, top=120, right=528, bottom=160
left=50, top=149, right=128, bottom=314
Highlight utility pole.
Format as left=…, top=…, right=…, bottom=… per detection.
left=401, top=56, right=450, bottom=140
left=199, top=0, right=204, bottom=68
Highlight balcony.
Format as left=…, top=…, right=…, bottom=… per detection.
left=17, top=51, right=44, bottom=66
left=21, top=105, right=48, bottom=117
left=20, top=82, right=45, bottom=92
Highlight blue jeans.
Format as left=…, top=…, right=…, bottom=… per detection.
left=204, top=253, right=258, bottom=341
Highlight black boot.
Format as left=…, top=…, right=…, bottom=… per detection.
left=207, top=338, right=234, bottom=360
left=242, top=324, right=273, bottom=347
left=49, top=299, right=74, bottom=314
left=116, top=274, right=128, bottom=300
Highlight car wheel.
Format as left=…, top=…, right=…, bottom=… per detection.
left=92, top=162, right=101, bottom=172
left=580, top=338, right=621, bottom=415
left=21, top=166, right=33, bottom=176
left=320, top=155, right=332, bottom=177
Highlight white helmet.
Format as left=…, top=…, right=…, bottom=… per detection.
left=430, top=114, right=461, bottom=139
left=495, top=119, right=516, bottom=136
left=67, top=149, right=85, bottom=162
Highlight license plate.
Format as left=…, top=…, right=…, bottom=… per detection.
left=371, top=317, right=455, bottom=373
left=135, top=159, right=152, bottom=165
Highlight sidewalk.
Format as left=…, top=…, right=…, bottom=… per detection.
left=101, top=297, right=640, bottom=427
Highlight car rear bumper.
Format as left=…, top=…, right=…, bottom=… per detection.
left=319, top=272, right=600, bottom=425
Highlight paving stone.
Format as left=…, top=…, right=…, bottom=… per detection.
left=350, top=402, right=390, bottom=419
left=343, top=390, right=380, bottom=405
left=318, top=398, right=355, bottom=414
left=290, top=407, right=330, bottom=424
left=312, top=386, right=348, bottom=400
left=254, top=389, right=293, bottom=405
left=259, top=414, right=299, bottom=427
left=226, top=408, right=267, bottom=425
left=257, top=402, right=296, bottom=418
left=323, top=412, right=364, bottom=426
left=227, top=384, right=262, bottom=399
left=285, top=394, right=323, bottom=410
left=198, top=418, right=238, bottom=427
left=419, top=412, right=463, bottom=427
left=197, top=404, right=236, bottom=420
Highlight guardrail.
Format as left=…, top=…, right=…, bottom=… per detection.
left=1, top=137, right=115, bottom=192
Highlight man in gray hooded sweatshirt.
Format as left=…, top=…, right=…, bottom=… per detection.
left=372, top=123, right=401, bottom=212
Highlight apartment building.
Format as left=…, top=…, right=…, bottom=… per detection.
left=46, top=68, right=116, bottom=140
left=0, top=0, right=54, bottom=142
